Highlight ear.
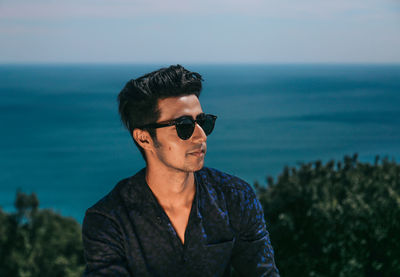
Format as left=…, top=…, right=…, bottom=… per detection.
left=133, top=128, right=154, bottom=151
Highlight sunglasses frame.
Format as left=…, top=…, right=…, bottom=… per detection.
left=137, top=113, right=217, bottom=140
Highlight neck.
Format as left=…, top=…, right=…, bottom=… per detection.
left=145, top=165, right=196, bottom=209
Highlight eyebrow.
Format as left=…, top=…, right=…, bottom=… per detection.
left=158, top=112, right=205, bottom=124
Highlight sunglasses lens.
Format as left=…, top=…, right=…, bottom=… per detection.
left=176, top=118, right=195, bottom=140
left=175, top=114, right=217, bottom=140
left=198, top=114, right=216, bottom=135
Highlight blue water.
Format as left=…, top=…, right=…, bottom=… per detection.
left=1, top=64, right=400, bottom=223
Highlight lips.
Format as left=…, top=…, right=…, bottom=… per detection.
left=189, top=151, right=205, bottom=157
left=189, top=149, right=205, bottom=154
left=190, top=151, right=204, bottom=155
left=188, top=147, right=206, bottom=155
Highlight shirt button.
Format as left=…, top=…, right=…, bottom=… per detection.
left=156, top=216, right=161, bottom=223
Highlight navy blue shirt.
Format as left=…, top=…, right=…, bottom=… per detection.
left=82, top=167, right=279, bottom=276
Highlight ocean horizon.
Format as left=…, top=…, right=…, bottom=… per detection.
left=1, top=64, right=400, bottom=223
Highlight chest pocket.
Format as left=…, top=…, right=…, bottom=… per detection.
left=201, top=239, right=235, bottom=276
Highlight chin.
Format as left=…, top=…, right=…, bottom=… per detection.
left=194, top=160, right=205, bottom=171
left=193, top=163, right=204, bottom=172
left=183, top=160, right=204, bottom=173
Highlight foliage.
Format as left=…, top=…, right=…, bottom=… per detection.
left=255, top=154, right=400, bottom=277
left=0, top=191, right=85, bottom=277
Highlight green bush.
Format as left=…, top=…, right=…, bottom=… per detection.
left=256, top=154, right=400, bottom=277
left=0, top=191, right=85, bottom=277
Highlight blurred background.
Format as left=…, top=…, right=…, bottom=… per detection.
left=1, top=64, right=400, bottom=222
left=1, top=0, right=399, bottom=222
left=1, top=1, right=400, bottom=276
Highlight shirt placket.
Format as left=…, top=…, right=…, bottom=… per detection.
left=160, top=210, right=185, bottom=256
left=157, top=187, right=201, bottom=266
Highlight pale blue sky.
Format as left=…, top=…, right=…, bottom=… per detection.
left=1, top=0, right=399, bottom=63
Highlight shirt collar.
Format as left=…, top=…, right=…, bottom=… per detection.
left=121, top=167, right=202, bottom=221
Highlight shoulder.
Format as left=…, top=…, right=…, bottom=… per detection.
left=196, top=167, right=265, bottom=234
left=195, top=167, right=259, bottom=211
left=196, top=166, right=255, bottom=196
left=83, top=168, right=146, bottom=223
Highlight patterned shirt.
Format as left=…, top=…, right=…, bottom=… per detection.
left=82, top=167, right=279, bottom=276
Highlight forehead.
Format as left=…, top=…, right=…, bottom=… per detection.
left=157, top=94, right=203, bottom=121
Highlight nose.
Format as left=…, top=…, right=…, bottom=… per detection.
left=191, top=122, right=207, bottom=143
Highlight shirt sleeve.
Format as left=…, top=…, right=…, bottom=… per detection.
left=230, top=185, right=280, bottom=277
left=82, top=210, right=132, bottom=276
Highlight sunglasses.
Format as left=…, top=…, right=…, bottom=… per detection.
left=138, top=113, right=217, bottom=140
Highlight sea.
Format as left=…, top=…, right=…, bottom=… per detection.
left=1, top=64, right=400, bottom=223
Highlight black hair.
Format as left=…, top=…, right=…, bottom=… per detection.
left=117, top=64, right=203, bottom=162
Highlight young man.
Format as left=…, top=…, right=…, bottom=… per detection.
left=82, top=65, right=279, bottom=276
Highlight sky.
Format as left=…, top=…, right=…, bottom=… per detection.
left=0, top=0, right=399, bottom=64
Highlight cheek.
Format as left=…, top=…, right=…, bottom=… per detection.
left=163, top=141, right=182, bottom=155
left=167, top=142, right=188, bottom=158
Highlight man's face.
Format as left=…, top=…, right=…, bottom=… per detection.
left=150, top=94, right=208, bottom=173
